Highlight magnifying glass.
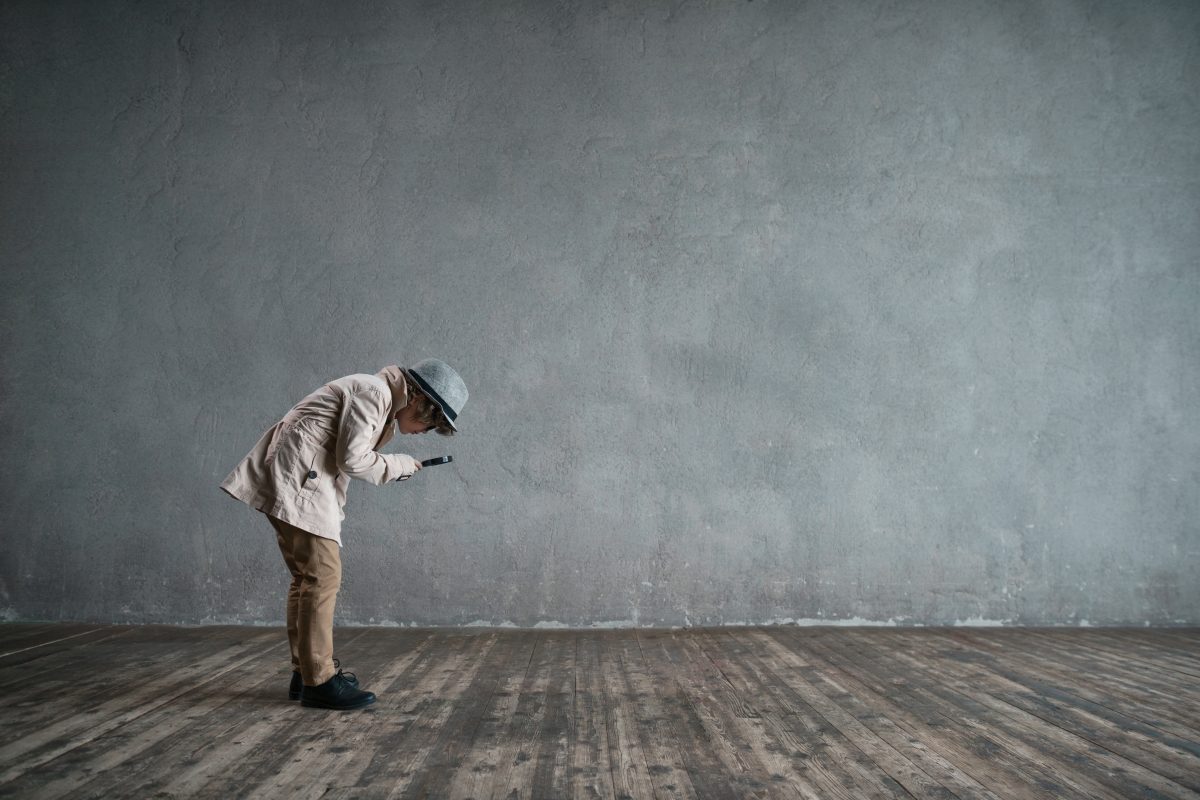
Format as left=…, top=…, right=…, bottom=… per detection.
left=397, top=455, right=453, bottom=481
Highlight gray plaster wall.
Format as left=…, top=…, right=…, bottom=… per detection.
left=1, top=0, right=1197, bottom=628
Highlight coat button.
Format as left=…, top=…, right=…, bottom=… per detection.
left=307, top=470, right=318, bottom=480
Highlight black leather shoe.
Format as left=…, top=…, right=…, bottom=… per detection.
left=289, top=658, right=358, bottom=700
left=300, top=670, right=376, bottom=710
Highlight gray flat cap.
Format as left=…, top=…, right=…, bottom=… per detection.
left=405, top=358, right=468, bottom=430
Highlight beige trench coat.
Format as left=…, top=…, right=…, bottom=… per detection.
left=219, top=365, right=416, bottom=547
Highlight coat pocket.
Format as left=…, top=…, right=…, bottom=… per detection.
left=297, top=449, right=319, bottom=495
left=296, top=430, right=339, bottom=503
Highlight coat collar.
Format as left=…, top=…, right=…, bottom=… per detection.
left=375, top=365, right=411, bottom=420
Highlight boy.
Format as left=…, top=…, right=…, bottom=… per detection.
left=219, top=358, right=468, bottom=710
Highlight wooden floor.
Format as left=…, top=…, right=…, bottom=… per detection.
left=0, top=624, right=1197, bottom=799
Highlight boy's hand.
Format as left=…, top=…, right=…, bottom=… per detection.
left=395, top=455, right=422, bottom=481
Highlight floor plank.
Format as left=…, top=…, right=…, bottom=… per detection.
left=0, top=624, right=1196, bottom=800
left=940, top=628, right=1200, bottom=741
left=0, top=624, right=108, bottom=656
left=750, top=629, right=1002, bottom=800
left=845, top=627, right=1197, bottom=797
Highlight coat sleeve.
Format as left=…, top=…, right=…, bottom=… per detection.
left=334, top=386, right=411, bottom=485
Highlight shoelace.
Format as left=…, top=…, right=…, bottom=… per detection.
left=333, top=657, right=356, bottom=683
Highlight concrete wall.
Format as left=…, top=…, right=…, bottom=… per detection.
left=2, top=0, right=1197, bottom=627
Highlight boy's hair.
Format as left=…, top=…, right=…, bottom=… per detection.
left=406, top=384, right=456, bottom=436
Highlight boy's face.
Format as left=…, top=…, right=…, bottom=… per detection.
left=396, top=398, right=435, bottom=435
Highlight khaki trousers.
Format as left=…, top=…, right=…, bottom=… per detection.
left=267, top=513, right=341, bottom=686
